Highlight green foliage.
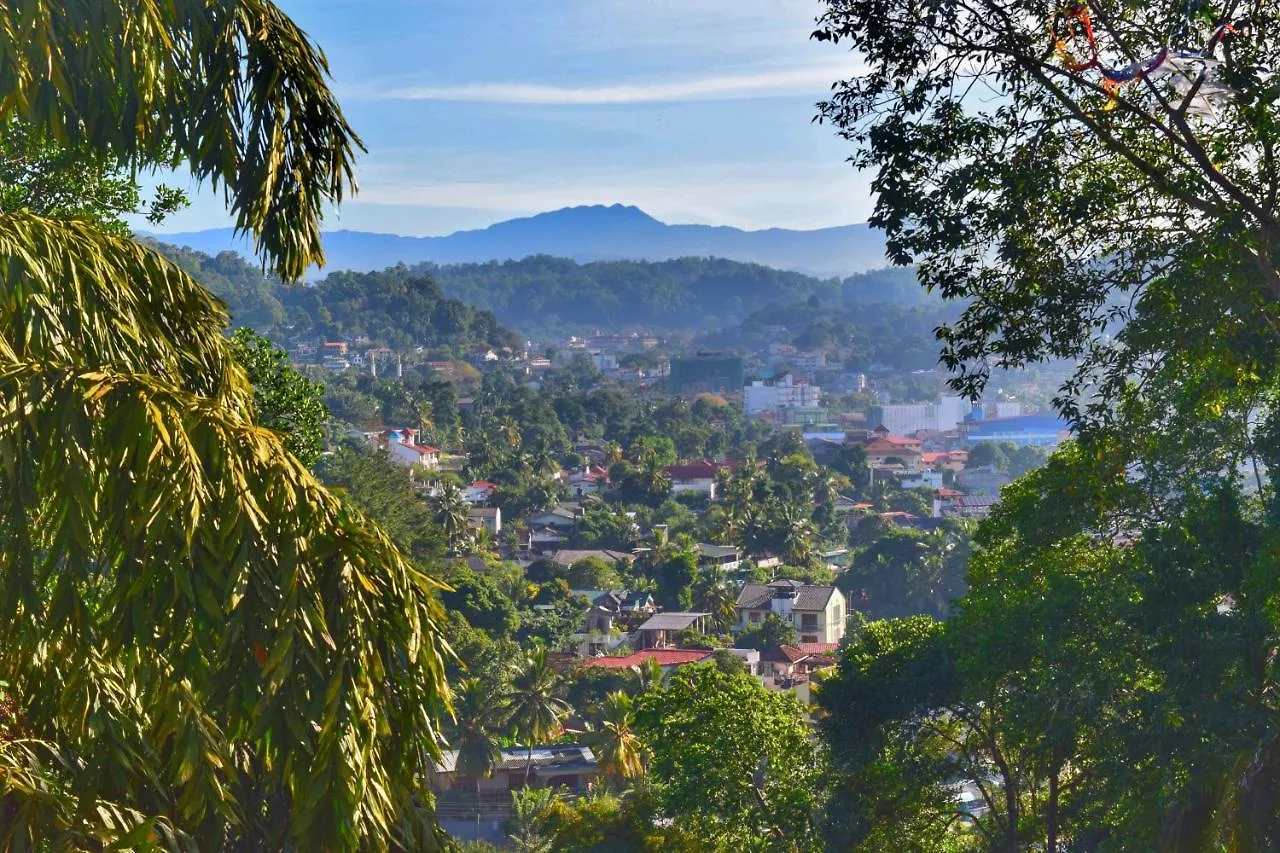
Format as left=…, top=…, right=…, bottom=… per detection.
left=567, top=556, right=622, bottom=590
left=734, top=614, right=798, bottom=651
left=315, top=443, right=447, bottom=566
left=0, top=119, right=186, bottom=232
left=634, top=664, right=825, bottom=849
left=230, top=327, right=328, bottom=466
left=840, top=525, right=971, bottom=620
left=0, top=1, right=453, bottom=840
left=441, top=569, right=520, bottom=639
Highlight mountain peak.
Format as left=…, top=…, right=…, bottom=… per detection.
left=146, top=205, right=885, bottom=278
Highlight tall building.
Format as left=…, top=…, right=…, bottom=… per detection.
left=744, top=373, right=822, bottom=415
left=870, top=395, right=966, bottom=434
left=669, top=352, right=744, bottom=395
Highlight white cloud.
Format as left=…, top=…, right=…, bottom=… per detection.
left=354, top=61, right=860, bottom=105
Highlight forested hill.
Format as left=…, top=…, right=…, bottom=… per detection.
left=412, top=256, right=933, bottom=336
left=152, top=242, right=521, bottom=351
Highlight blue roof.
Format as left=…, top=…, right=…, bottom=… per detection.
left=965, top=414, right=1070, bottom=437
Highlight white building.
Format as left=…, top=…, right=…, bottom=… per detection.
left=743, top=373, right=822, bottom=415
left=873, top=395, right=966, bottom=435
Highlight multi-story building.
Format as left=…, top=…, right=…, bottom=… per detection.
left=870, top=395, right=966, bottom=435
left=735, top=580, right=847, bottom=645
left=743, top=373, right=822, bottom=415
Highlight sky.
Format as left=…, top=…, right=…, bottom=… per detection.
left=140, top=0, right=871, bottom=236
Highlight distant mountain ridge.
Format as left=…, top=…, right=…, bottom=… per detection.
left=146, top=204, right=887, bottom=278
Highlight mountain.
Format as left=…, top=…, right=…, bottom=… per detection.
left=147, top=204, right=887, bottom=278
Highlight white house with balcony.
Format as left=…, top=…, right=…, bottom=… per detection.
left=735, top=580, right=847, bottom=645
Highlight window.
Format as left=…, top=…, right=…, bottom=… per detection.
left=833, top=605, right=842, bottom=624
left=750, top=611, right=762, bottom=623
left=800, top=613, right=818, bottom=630
left=801, top=635, right=818, bottom=644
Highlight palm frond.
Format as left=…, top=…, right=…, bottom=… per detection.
left=0, top=361, right=451, bottom=848
left=0, top=0, right=362, bottom=280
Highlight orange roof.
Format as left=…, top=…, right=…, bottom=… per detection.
left=581, top=649, right=713, bottom=670
left=796, top=642, right=839, bottom=655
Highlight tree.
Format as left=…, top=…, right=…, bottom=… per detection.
left=634, top=664, right=825, bottom=849
left=432, top=479, right=475, bottom=552
left=735, top=613, right=798, bottom=651
left=592, top=691, right=645, bottom=782
left=0, top=1, right=454, bottom=849
left=230, top=327, right=328, bottom=467
left=441, top=569, right=520, bottom=639
left=508, top=786, right=555, bottom=853
left=451, top=678, right=508, bottom=832
left=567, top=556, right=621, bottom=590
left=504, top=646, right=571, bottom=785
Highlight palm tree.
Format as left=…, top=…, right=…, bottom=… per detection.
left=504, top=646, right=571, bottom=786
left=693, top=567, right=740, bottom=632
left=433, top=480, right=473, bottom=552
left=452, top=678, right=507, bottom=832
left=635, top=656, right=664, bottom=694
left=592, top=691, right=644, bottom=782
left=0, top=2, right=450, bottom=848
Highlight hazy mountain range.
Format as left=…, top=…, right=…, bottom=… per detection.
left=146, top=204, right=887, bottom=278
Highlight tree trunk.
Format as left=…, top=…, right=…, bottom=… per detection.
left=476, top=779, right=482, bottom=840
left=1046, top=757, right=1061, bottom=853
left=525, top=742, right=534, bottom=787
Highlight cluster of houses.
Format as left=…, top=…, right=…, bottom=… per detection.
left=430, top=575, right=849, bottom=834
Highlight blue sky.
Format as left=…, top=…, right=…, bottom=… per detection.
left=142, top=0, right=870, bottom=236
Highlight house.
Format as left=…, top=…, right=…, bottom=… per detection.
left=550, top=549, right=634, bottom=569
left=697, top=543, right=742, bottom=575
left=956, top=465, right=1012, bottom=495
left=528, top=504, right=582, bottom=530
left=569, top=589, right=656, bottom=655
left=431, top=745, right=599, bottom=800
left=735, top=580, right=848, bottom=645
left=581, top=648, right=714, bottom=674
left=758, top=645, right=839, bottom=696
left=467, top=507, right=501, bottom=537
left=663, top=460, right=733, bottom=499
left=861, top=434, right=924, bottom=470
left=922, top=450, right=968, bottom=472
left=898, top=470, right=944, bottom=490
left=523, top=526, right=569, bottom=556
left=634, top=612, right=712, bottom=649
left=941, top=494, right=1001, bottom=520
left=380, top=428, right=441, bottom=471
left=568, top=465, right=611, bottom=497
left=464, top=481, right=498, bottom=505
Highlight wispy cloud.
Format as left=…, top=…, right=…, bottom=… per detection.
left=355, top=62, right=859, bottom=105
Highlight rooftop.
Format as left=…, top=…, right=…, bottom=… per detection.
left=636, top=612, right=711, bottom=631
left=581, top=649, right=714, bottom=670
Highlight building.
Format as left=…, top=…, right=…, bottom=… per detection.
left=431, top=745, right=599, bottom=798
left=569, top=590, right=655, bottom=656
left=696, top=543, right=742, bottom=575
left=464, top=481, right=498, bottom=505
left=664, top=460, right=733, bottom=499
left=735, top=580, right=847, bottom=645
left=580, top=648, right=714, bottom=674
left=956, top=465, right=1012, bottom=495
left=568, top=465, right=611, bottom=497
left=669, top=352, right=745, bottom=396
left=467, top=507, right=501, bottom=537
left=380, top=428, right=440, bottom=471
left=963, top=413, right=1071, bottom=447
left=861, top=433, right=925, bottom=470
left=870, top=395, right=966, bottom=435
left=634, top=612, right=712, bottom=648
left=743, top=373, right=822, bottom=416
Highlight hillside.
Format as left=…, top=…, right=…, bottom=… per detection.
left=151, top=242, right=521, bottom=352
left=416, top=256, right=931, bottom=337
left=147, top=204, right=887, bottom=278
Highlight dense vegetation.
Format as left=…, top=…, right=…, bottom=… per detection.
left=154, top=242, right=940, bottom=341
left=153, top=243, right=521, bottom=351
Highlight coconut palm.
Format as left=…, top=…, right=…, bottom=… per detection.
left=593, top=691, right=645, bottom=782
left=504, top=646, right=571, bottom=786
left=0, top=2, right=450, bottom=848
left=635, top=656, right=665, bottom=694
left=433, top=479, right=474, bottom=552
left=452, top=678, right=507, bottom=831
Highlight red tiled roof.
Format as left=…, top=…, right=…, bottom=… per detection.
left=760, top=645, right=807, bottom=664
left=408, top=444, right=439, bottom=455
left=470, top=481, right=497, bottom=489
left=581, top=649, right=713, bottom=670
left=796, top=642, right=839, bottom=655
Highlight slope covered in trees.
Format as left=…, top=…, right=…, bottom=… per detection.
left=416, top=255, right=935, bottom=335
left=152, top=243, right=521, bottom=351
